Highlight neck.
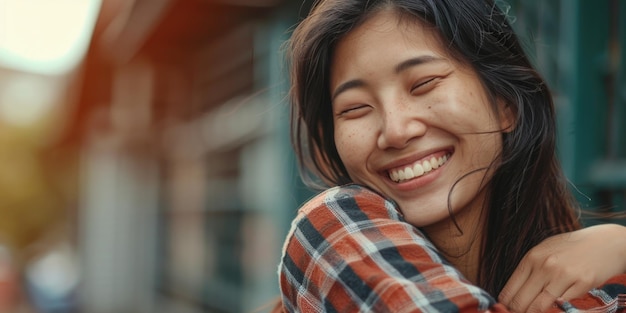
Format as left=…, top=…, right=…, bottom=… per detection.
left=421, top=190, right=488, bottom=284
left=427, top=223, right=482, bottom=283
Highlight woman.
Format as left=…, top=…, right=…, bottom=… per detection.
left=278, top=0, right=626, bottom=312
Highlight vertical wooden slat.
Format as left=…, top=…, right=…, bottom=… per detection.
left=558, top=0, right=611, bottom=211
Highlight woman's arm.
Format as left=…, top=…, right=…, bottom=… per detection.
left=499, top=224, right=626, bottom=313
left=278, top=184, right=504, bottom=312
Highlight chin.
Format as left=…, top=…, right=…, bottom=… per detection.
left=402, top=211, right=450, bottom=228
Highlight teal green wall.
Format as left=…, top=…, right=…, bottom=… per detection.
left=508, top=0, right=626, bottom=224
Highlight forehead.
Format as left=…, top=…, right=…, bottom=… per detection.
left=343, top=9, right=446, bottom=49
left=330, top=9, right=452, bottom=79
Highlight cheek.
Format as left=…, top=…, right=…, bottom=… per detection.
left=334, top=127, right=357, bottom=158
left=334, top=124, right=371, bottom=165
left=431, top=93, right=499, bottom=133
left=459, top=88, right=500, bottom=128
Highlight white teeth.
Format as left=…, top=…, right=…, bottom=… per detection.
left=389, top=153, right=451, bottom=183
left=404, top=167, right=414, bottom=180
left=413, top=163, right=424, bottom=176
left=423, top=160, right=432, bottom=172
left=430, top=157, right=439, bottom=169
left=390, top=170, right=399, bottom=181
left=398, top=169, right=406, bottom=181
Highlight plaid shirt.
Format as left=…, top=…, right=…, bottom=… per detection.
left=277, top=184, right=626, bottom=313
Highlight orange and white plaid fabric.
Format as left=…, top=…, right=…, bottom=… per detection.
left=277, top=184, right=626, bottom=313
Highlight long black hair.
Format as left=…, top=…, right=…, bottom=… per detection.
left=287, top=0, right=581, bottom=295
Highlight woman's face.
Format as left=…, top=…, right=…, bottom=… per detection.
left=330, top=9, right=512, bottom=230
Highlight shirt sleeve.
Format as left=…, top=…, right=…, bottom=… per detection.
left=548, top=275, right=626, bottom=313
left=277, top=184, right=503, bottom=313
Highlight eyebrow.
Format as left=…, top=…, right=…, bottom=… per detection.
left=394, top=55, right=443, bottom=74
left=331, top=55, right=444, bottom=101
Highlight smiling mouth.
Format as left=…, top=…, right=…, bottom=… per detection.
left=388, top=153, right=451, bottom=183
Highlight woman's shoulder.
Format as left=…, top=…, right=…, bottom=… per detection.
left=296, top=184, right=404, bottom=226
left=283, top=184, right=410, bottom=260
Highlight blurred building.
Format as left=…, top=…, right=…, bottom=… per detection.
left=0, top=0, right=624, bottom=313
left=70, top=0, right=311, bottom=312
left=1, top=0, right=312, bottom=312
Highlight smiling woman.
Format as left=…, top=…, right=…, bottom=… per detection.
left=330, top=11, right=512, bottom=234
left=276, top=0, right=626, bottom=312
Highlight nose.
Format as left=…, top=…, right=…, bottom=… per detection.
left=377, top=102, right=428, bottom=149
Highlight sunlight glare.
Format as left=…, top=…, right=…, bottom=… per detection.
left=0, top=0, right=102, bottom=75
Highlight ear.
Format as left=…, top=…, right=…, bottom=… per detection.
left=497, top=99, right=516, bottom=133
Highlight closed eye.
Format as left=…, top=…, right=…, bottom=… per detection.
left=410, top=77, right=438, bottom=95
left=337, top=104, right=371, bottom=118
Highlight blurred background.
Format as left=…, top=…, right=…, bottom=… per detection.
left=0, top=0, right=623, bottom=312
